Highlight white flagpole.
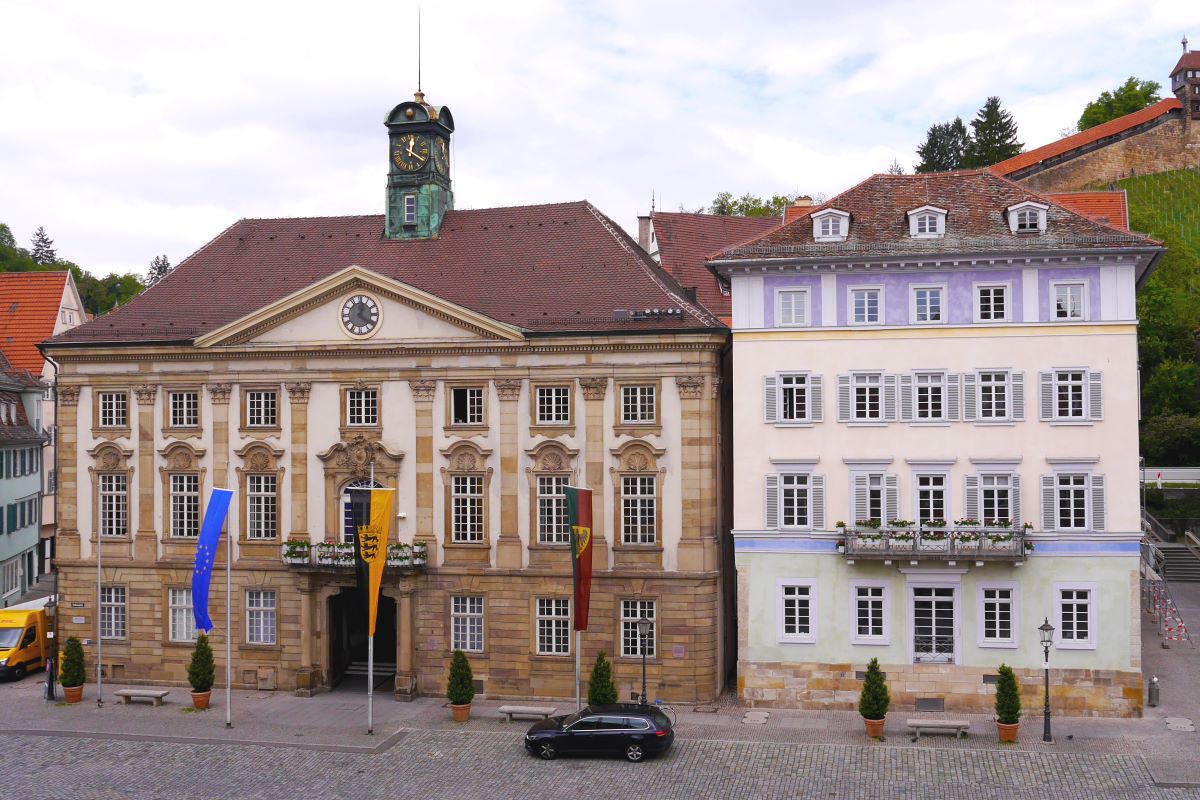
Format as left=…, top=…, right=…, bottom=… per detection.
left=368, top=462, right=375, bottom=736
left=225, top=508, right=232, bottom=729
left=95, top=527, right=103, bottom=707
left=575, top=631, right=581, bottom=712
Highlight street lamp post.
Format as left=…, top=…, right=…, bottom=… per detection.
left=1039, top=617, right=1055, bottom=743
left=636, top=616, right=651, bottom=705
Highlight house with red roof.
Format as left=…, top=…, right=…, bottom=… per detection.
left=0, top=350, right=48, bottom=607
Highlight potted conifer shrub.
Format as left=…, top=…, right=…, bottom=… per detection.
left=587, top=652, right=618, bottom=705
left=188, top=633, right=216, bottom=710
left=994, top=663, right=1021, bottom=742
left=447, top=649, right=475, bottom=722
left=60, top=636, right=86, bottom=704
left=858, top=657, right=889, bottom=738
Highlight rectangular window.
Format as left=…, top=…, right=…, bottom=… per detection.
left=451, top=595, right=484, bottom=653
left=451, top=387, right=484, bottom=426
left=98, top=473, right=127, bottom=537
left=780, top=474, right=810, bottom=528
left=1059, top=588, right=1092, bottom=645
left=246, top=474, right=277, bottom=540
left=536, top=386, right=570, bottom=424
left=850, top=288, right=880, bottom=324
left=1053, top=370, right=1085, bottom=418
left=915, top=373, right=944, bottom=420
left=819, top=216, right=840, bottom=237
left=621, top=600, right=656, bottom=658
left=169, top=473, right=200, bottom=538
left=867, top=474, right=883, bottom=521
left=621, top=385, right=656, bottom=424
left=854, top=585, right=886, bottom=641
left=852, top=373, right=881, bottom=420
left=780, top=584, right=813, bottom=642
left=777, top=290, right=809, bottom=326
left=1053, top=283, right=1085, bottom=320
left=977, top=285, right=1008, bottom=322
left=246, top=390, right=278, bottom=427
left=1057, top=474, right=1087, bottom=530
left=0, top=559, right=18, bottom=596
left=451, top=475, right=484, bottom=542
left=100, top=585, right=126, bottom=639
left=912, top=287, right=943, bottom=323
left=246, top=590, right=277, bottom=645
left=779, top=374, right=808, bottom=422
left=403, top=194, right=417, bottom=225
left=536, top=598, right=570, bottom=655
left=536, top=475, right=569, bottom=544
left=978, top=372, right=1009, bottom=419
left=981, top=587, right=1014, bottom=644
left=169, top=391, right=199, bottom=428
left=169, top=587, right=196, bottom=642
left=98, top=392, right=128, bottom=428
left=981, top=475, right=1012, bottom=521
left=1016, top=209, right=1040, bottom=231
left=621, top=476, right=656, bottom=544
left=916, top=475, right=946, bottom=523
left=346, top=389, right=378, bottom=426
left=912, top=587, right=955, bottom=663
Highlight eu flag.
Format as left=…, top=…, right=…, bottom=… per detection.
left=192, top=488, right=235, bottom=633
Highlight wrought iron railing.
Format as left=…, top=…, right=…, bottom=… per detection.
left=840, top=526, right=1029, bottom=560
left=912, top=634, right=955, bottom=663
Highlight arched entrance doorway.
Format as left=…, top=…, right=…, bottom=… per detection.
left=327, top=587, right=397, bottom=690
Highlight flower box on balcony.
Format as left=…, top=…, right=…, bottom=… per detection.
left=412, top=543, right=428, bottom=565
left=386, top=543, right=412, bottom=567
left=282, top=538, right=311, bottom=565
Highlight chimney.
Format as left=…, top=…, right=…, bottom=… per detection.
left=637, top=215, right=653, bottom=253
left=783, top=196, right=813, bottom=225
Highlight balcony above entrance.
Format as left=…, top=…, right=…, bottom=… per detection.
left=840, top=525, right=1029, bottom=564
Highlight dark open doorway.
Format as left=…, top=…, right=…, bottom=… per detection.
left=328, top=587, right=396, bottom=691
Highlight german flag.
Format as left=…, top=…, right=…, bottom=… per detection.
left=565, top=486, right=593, bottom=631
left=348, top=487, right=394, bottom=636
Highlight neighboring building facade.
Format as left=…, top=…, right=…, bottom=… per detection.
left=0, top=353, right=46, bottom=607
left=43, top=93, right=729, bottom=702
left=715, top=171, right=1163, bottom=716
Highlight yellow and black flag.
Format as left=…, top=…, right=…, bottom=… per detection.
left=348, top=487, right=394, bottom=636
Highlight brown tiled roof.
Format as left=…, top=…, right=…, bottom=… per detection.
left=0, top=389, right=40, bottom=443
left=0, top=271, right=68, bottom=373
left=990, top=99, right=1181, bottom=176
left=715, top=170, right=1158, bottom=261
left=48, top=202, right=721, bottom=347
left=651, top=212, right=781, bottom=318
left=1172, top=51, right=1200, bottom=75
left=1046, top=191, right=1129, bottom=231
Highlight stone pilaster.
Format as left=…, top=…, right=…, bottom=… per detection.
left=495, top=378, right=523, bottom=569
left=294, top=584, right=317, bottom=697
left=579, top=377, right=609, bottom=571
left=56, top=385, right=81, bottom=561
left=285, top=382, right=311, bottom=539
left=207, top=383, right=231, bottom=486
left=133, top=384, right=158, bottom=561
left=410, top=380, right=436, bottom=547
left=394, top=589, right=416, bottom=701
left=675, top=375, right=714, bottom=572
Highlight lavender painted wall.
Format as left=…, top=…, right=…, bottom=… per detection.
left=1037, top=268, right=1102, bottom=322
left=834, top=270, right=1024, bottom=326
left=763, top=275, right=823, bottom=328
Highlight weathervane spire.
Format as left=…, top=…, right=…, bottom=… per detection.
left=418, top=5, right=422, bottom=93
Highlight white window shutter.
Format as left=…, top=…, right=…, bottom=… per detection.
left=1039, top=372, right=1054, bottom=421
left=1011, top=372, right=1025, bottom=421
left=1088, top=371, right=1104, bottom=421
left=1011, top=474, right=1022, bottom=527
left=962, top=373, right=977, bottom=421
left=811, top=474, right=825, bottom=530
left=837, top=375, right=851, bottom=422
left=899, top=374, right=913, bottom=421
left=1041, top=475, right=1056, bottom=531
left=1090, top=474, right=1106, bottom=531
left=810, top=376, right=824, bottom=423
left=884, top=473, right=899, bottom=522
left=883, top=374, right=898, bottom=422
left=764, top=475, right=779, bottom=529
left=964, top=475, right=980, bottom=519
left=853, top=474, right=869, bottom=523
left=946, top=374, right=961, bottom=421
left=763, top=376, right=778, bottom=423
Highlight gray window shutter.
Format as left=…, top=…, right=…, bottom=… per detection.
left=811, top=474, right=825, bottom=530
left=1088, top=371, right=1103, bottom=421
left=810, top=375, right=824, bottom=423
left=763, top=376, right=778, bottom=423
left=764, top=475, right=779, bottom=529
left=837, top=375, right=851, bottom=422
left=1090, top=474, right=1106, bottom=531
left=1039, top=372, right=1054, bottom=421
left=1041, top=475, right=1056, bottom=531
left=883, top=374, right=898, bottom=422
left=946, top=373, right=961, bottom=421
left=1011, top=372, right=1025, bottom=421
left=962, top=373, right=977, bottom=421
left=899, top=374, right=913, bottom=421
left=1011, top=474, right=1022, bottom=527
left=884, top=473, right=899, bottom=522
left=964, top=475, right=980, bottom=519
left=853, top=474, right=869, bottom=523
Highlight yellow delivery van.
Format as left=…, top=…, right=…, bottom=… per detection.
left=0, top=608, right=48, bottom=680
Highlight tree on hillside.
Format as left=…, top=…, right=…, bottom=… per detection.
left=0, top=224, right=14, bottom=250
left=30, top=226, right=56, bottom=265
left=915, top=118, right=969, bottom=173
left=707, top=192, right=800, bottom=217
left=147, top=254, right=172, bottom=285
left=962, top=97, right=1023, bottom=168
left=1079, top=77, right=1162, bottom=131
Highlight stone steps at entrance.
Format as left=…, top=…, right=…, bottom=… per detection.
left=344, top=660, right=396, bottom=677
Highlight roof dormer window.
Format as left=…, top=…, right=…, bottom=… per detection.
left=906, top=205, right=947, bottom=238
left=812, top=209, right=850, bottom=242
left=1005, top=201, right=1049, bottom=235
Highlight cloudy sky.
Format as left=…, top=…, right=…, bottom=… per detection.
left=1, top=0, right=1196, bottom=276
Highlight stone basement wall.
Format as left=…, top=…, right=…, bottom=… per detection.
left=1018, top=116, right=1200, bottom=194
left=738, top=661, right=1142, bottom=718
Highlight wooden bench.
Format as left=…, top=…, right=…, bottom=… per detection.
left=906, top=718, right=969, bottom=741
left=114, top=689, right=170, bottom=706
left=497, top=704, right=557, bottom=722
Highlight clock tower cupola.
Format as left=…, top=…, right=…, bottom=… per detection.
left=384, top=91, right=454, bottom=240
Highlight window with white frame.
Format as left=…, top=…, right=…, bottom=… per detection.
left=98, top=473, right=127, bottom=537
left=820, top=216, right=840, bottom=237
left=403, top=193, right=418, bottom=225
left=169, top=391, right=199, bottom=428
left=346, top=389, right=378, bottom=426
left=981, top=474, right=1012, bottom=521
left=852, top=584, right=887, bottom=642
left=780, top=474, right=810, bottom=528
left=621, top=599, right=656, bottom=658
left=1053, top=370, right=1086, bottom=419
left=853, top=373, right=882, bottom=420
left=915, top=373, right=944, bottom=420
left=916, top=474, right=946, bottom=523
left=451, top=595, right=484, bottom=653
left=978, top=372, right=1009, bottom=419
left=536, top=598, right=570, bottom=655
left=536, top=386, right=570, bottom=424
left=621, top=476, right=656, bottom=544
left=536, top=475, right=569, bottom=544
left=778, top=583, right=815, bottom=643
left=780, top=374, right=809, bottom=422
left=0, top=559, right=18, bottom=596
left=621, top=385, right=656, bottom=424
left=859, top=473, right=885, bottom=522
left=1058, top=587, right=1094, bottom=647
left=1053, top=283, right=1086, bottom=320
left=246, top=474, right=277, bottom=539
left=980, top=587, right=1015, bottom=645
left=777, top=289, right=809, bottom=326
left=169, top=587, right=196, bottom=642
left=912, top=586, right=956, bottom=663
left=912, top=286, right=943, bottom=323
left=451, top=475, right=484, bottom=542
left=813, top=211, right=848, bottom=240
left=98, top=392, right=128, bottom=428
left=451, top=386, right=484, bottom=426
left=246, top=590, right=277, bottom=645
left=100, top=585, right=126, bottom=639
left=246, top=390, right=277, bottom=427
left=1057, top=474, right=1088, bottom=530
left=169, top=473, right=200, bottom=537
left=976, top=285, right=1008, bottom=322
left=850, top=288, right=881, bottom=324
left=1015, top=209, right=1039, bottom=232
left=915, top=213, right=938, bottom=235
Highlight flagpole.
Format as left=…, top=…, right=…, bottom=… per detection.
left=225, top=501, right=232, bottom=729
left=95, top=527, right=103, bottom=707
left=368, top=462, right=375, bottom=736
left=571, top=519, right=580, bottom=712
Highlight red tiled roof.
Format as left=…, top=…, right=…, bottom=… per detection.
left=48, top=202, right=721, bottom=347
left=651, top=212, right=781, bottom=318
left=1046, top=191, right=1129, bottom=231
left=0, top=271, right=69, bottom=373
left=990, top=99, right=1181, bottom=176
left=715, top=170, right=1158, bottom=260
left=1172, top=51, right=1200, bottom=75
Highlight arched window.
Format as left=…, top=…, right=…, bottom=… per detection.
left=341, top=478, right=383, bottom=543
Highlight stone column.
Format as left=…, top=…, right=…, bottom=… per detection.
left=495, top=378, right=522, bottom=569
left=579, top=377, right=609, bottom=571
left=133, top=384, right=158, bottom=561
left=409, top=380, right=436, bottom=547
left=394, top=589, right=416, bottom=701
left=294, top=583, right=317, bottom=696
left=285, top=382, right=311, bottom=540
left=675, top=375, right=714, bottom=572
left=55, top=385, right=81, bottom=561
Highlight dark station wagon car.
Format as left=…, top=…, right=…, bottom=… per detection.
left=524, top=703, right=675, bottom=762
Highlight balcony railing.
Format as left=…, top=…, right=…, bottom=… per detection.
left=840, top=525, right=1029, bottom=561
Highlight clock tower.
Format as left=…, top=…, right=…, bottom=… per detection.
left=384, top=92, right=455, bottom=240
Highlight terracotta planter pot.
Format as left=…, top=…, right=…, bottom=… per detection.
left=863, top=717, right=885, bottom=738
left=996, top=721, right=1019, bottom=742
left=62, top=685, right=84, bottom=704
left=191, top=690, right=212, bottom=710
left=450, top=703, right=471, bottom=722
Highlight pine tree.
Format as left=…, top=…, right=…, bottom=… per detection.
left=914, top=117, right=969, bottom=173
left=30, top=226, right=56, bottom=265
left=857, top=657, right=890, bottom=720
left=187, top=633, right=215, bottom=693
left=587, top=651, right=618, bottom=705
left=886, top=159, right=906, bottom=175
left=963, top=97, right=1023, bottom=168
left=147, top=254, right=171, bottom=285
left=994, top=663, right=1021, bottom=724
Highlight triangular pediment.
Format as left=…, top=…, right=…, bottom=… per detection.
left=194, top=265, right=525, bottom=347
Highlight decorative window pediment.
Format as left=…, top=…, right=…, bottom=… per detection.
left=811, top=209, right=850, bottom=242
left=1005, top=201, right=1049, bottom=234
left=906, top=205, right=947, bottom=238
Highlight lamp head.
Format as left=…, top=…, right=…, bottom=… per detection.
left=1038, top=616, right=1055, bottom=646
left=636, top=617, right=651, bottom=637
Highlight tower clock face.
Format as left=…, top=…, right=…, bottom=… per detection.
left=433, top=137, right=449, bottom=176
left=341, top=294, right=380, bottom=337
left=392, top=134, right=429, bottom=172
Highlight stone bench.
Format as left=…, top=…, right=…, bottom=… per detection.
left=498, top=704, right=557, bottom=722
left=114, top=689, right=171, bottom=707
left=906, top=718, right=969, bottom=741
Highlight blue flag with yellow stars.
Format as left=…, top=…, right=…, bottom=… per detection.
left=192, top=488, right=235, bottom=633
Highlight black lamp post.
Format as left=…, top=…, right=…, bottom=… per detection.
left=636, top=616, right=651, bottom=705
left=1039, top=617, right=1055, bottom=743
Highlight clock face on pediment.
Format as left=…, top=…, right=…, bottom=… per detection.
left=340, top=293, right=381, bottom=338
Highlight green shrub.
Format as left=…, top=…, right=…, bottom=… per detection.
left=60, top=636, right=86, bottom=688
left=446, top=649, right=475, bottom=705
left=187, top=633, right=215, bottom=693
left=995, top=664, right=1021, bottom=725
left=857, top=657, right=889, bottom=720
left=587, top=652, right=618, bottom=705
